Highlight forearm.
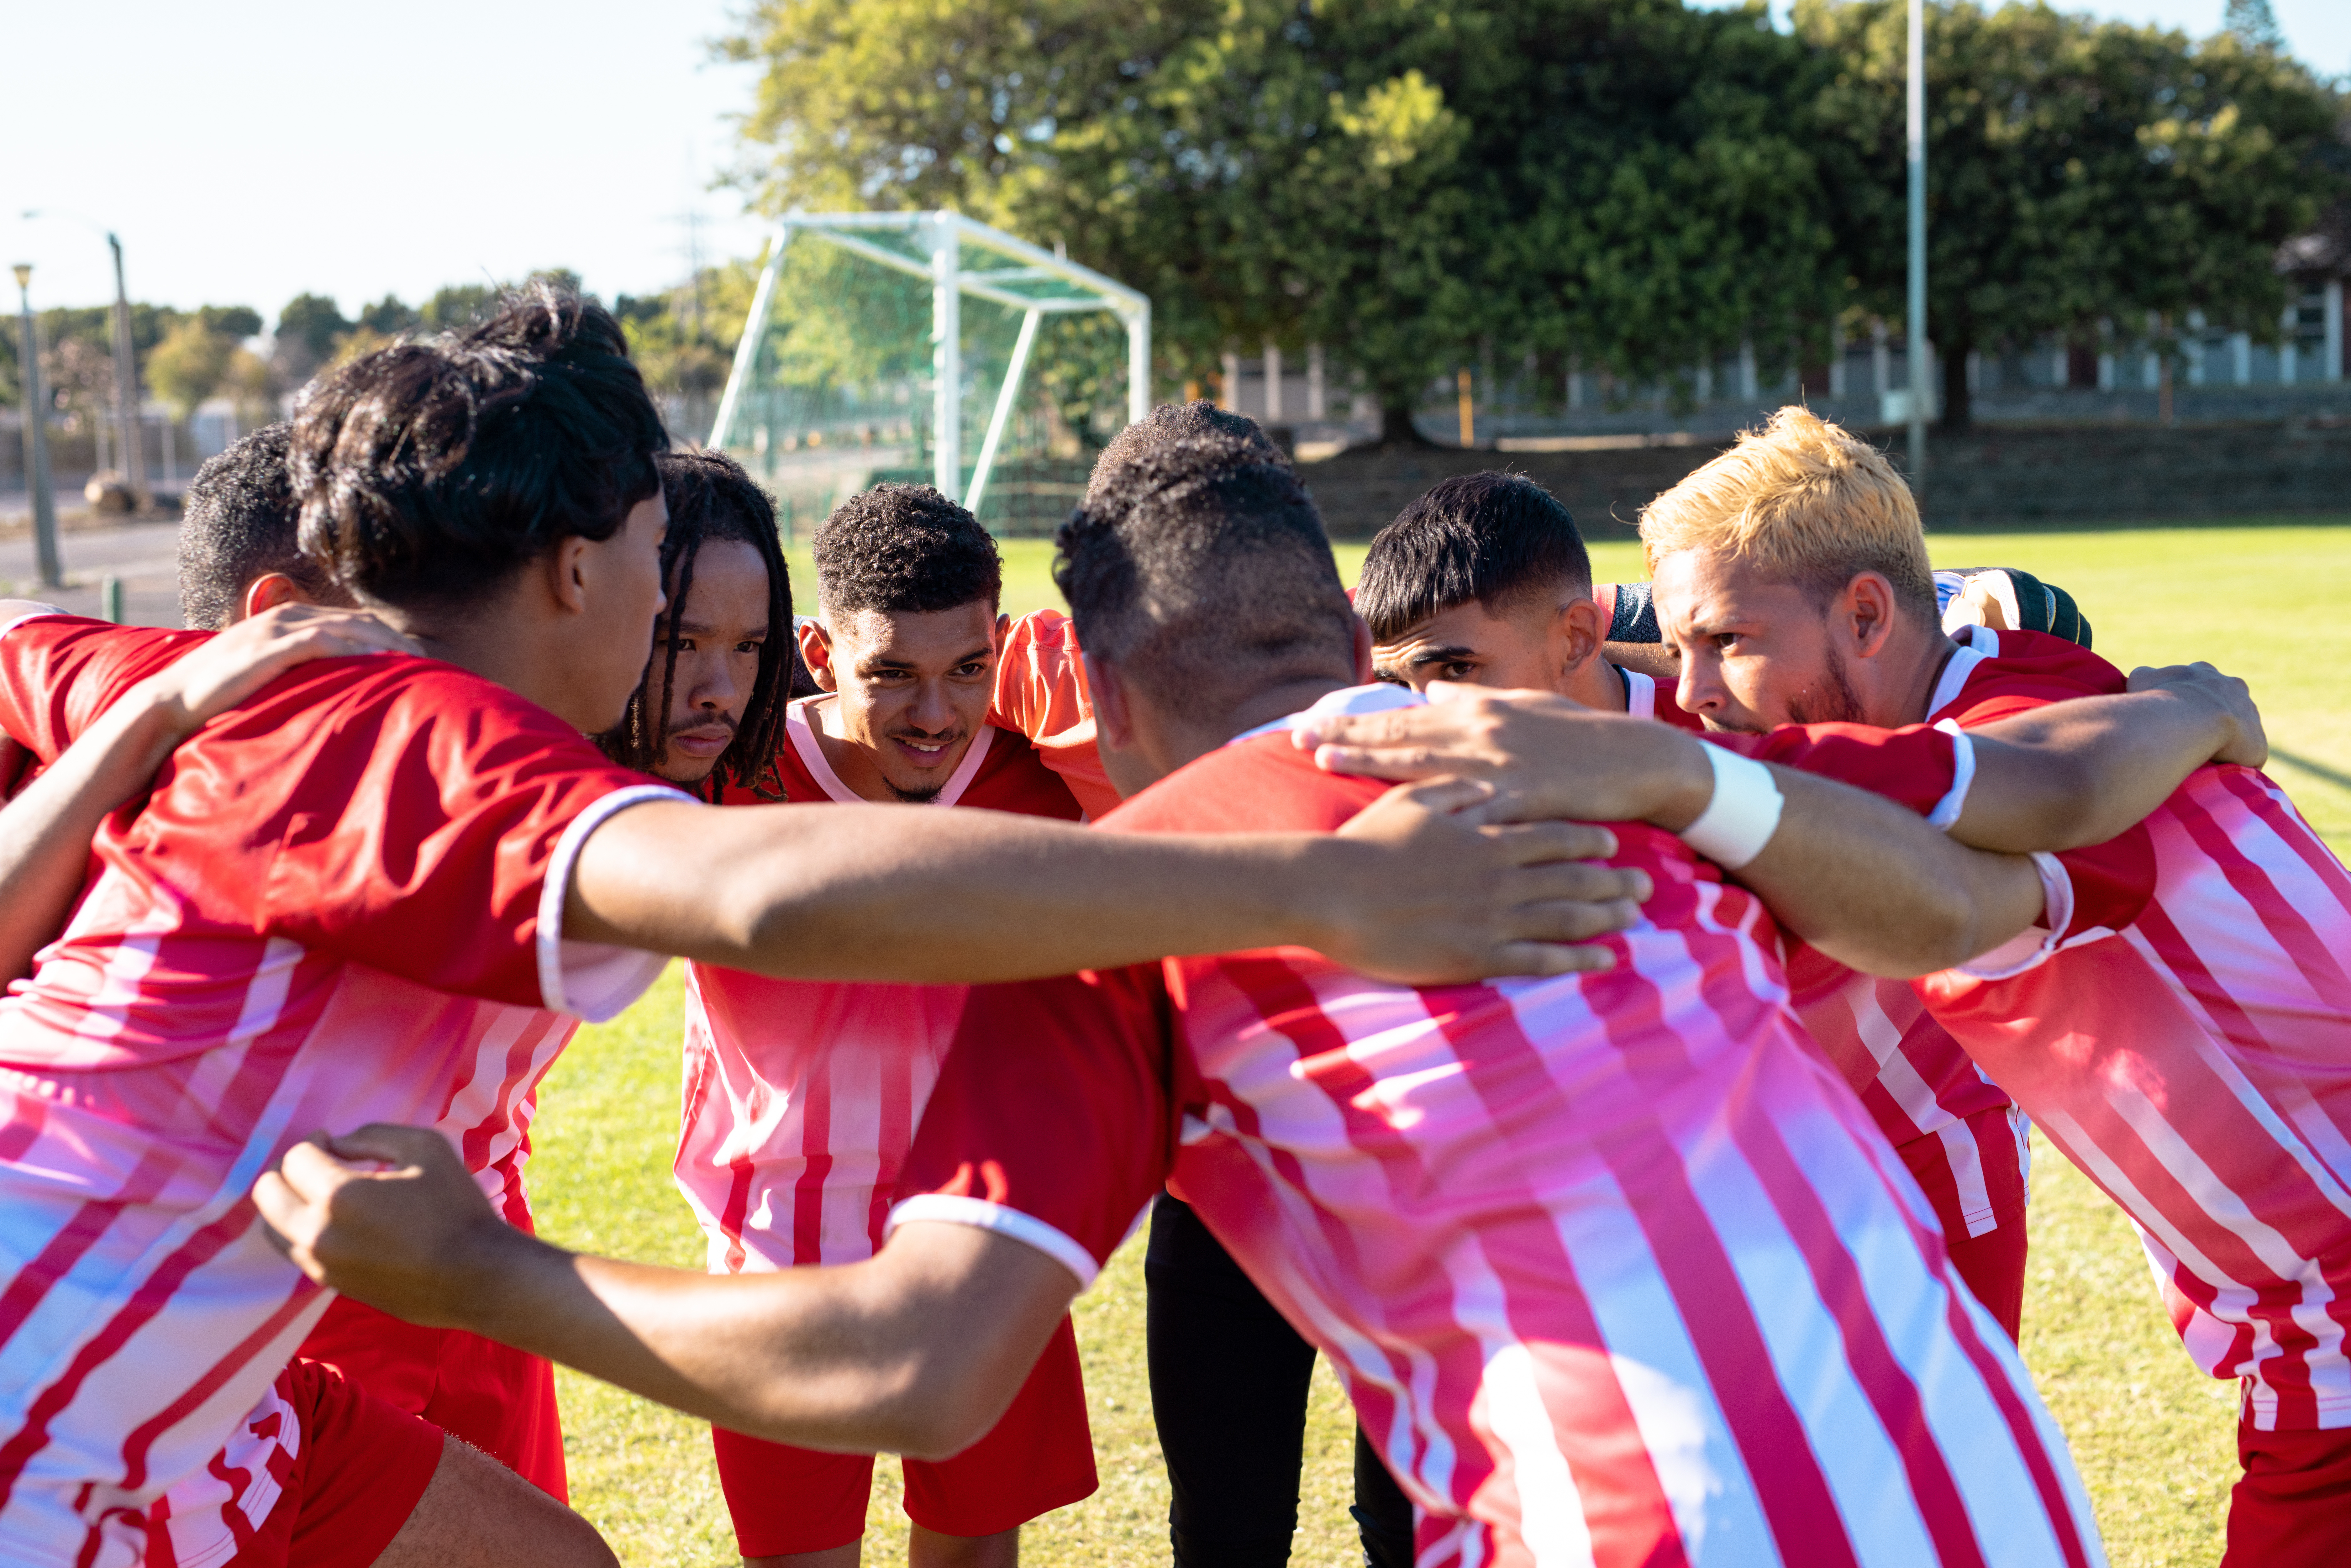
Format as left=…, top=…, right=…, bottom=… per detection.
left=1954, top=691, right=2233, bottom=852
left=573, top=802, right=1337, bottom=984
left=1729, top=766, right=2046, bottom=977
left=395, top=1220, right=1064, bottom=1456
left=0, top=697, right=183, bottom=979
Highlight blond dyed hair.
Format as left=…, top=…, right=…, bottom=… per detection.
left=1638, top=406, right=1935, bottom=622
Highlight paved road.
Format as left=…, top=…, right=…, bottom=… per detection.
left=0, top=516, right=186, bottom=627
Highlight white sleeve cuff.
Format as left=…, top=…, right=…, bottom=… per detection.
left=1925, top=720, right=1976, bottom=832
left=536, top=783, right=692, bottom=1020
left=0, top=608, right=69, bottom=644
left=885, top=1195, right=1101, bottom=1291
left=1956, top=851, right=2075, bottom=980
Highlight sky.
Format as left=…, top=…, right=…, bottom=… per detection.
left=3, top=0, right=2344, bottom=331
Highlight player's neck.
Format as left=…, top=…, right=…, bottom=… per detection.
left=1560, top=660, right=1628, bottom=713
left=1880, top=622, right=1963, bottom=727
left=391, top=603, right=597, bottom=731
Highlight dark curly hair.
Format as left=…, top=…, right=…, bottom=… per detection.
left=596, top=449, right=800, bottom=797
left=1085, top=400, right=1286, bottom=503
left=1354, top=471, right=1592, bottom=644
left=178, top=423, right=349, bottom=629
left=289, top=284, right=666, bottom=612
left=812, top=483, right=1001, bottom=616
left=1054, top=435, right=1352, bottom=727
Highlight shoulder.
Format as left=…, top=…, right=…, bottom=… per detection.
left=1102, top=734, right=1390, bottom=836
left=961, top=725, right=1086, bottom=819
left=1941, top=626, right=2124, bottom=726
left=0, top=613, right=211, bottom=756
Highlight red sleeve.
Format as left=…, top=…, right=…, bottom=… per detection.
left=1740, top=722, right=1962, bottom=819
left=1939, top=629, right=2124, bottom=726
left=988, top=609, right=1121, bottom=819
left=131, top=659, right=677, bottom=1015
left=0, top=614, right=207, bottom=762
left=891, top=964, right=1179, bottom=1284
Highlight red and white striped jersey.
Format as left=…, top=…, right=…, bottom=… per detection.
left=894, top=685, right=2103, bottom=1568
left=0, top=612, right=676, bottom=1567
left=673, top=697, right=1084, bottom=1276
left=1770, top=625, right=2351, bottom=1431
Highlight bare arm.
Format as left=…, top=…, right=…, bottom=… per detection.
left=1950, top=663, right=2262, bottom=852
left=1294, top=690, right=2046, bottom=977
left=255, top=1126, right=1073, bottom=1457
left=0, top=606, right=419, bottom=981
left=566, top=777, right=1655, bottom=987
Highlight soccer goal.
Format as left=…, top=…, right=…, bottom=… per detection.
left=708, top=212, right=1150, bottom=538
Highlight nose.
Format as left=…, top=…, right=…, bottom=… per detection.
left=1675, top=656, right=1723, bottom=715
left=907, top=678, right=956, bottom=734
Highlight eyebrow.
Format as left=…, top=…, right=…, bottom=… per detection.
left=1400, top=644, right=1481, bottom=667
left=855, top=645, right=994, bottom=674
left=675, top=619, right=769, bottom=638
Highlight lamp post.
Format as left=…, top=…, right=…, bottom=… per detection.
left=1905, top=0, right=1929, bottom=499
left=23, top=211, right=147, bottom=510
left=12, top=263, right=62, bottom=589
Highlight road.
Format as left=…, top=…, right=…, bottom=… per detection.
left=0, top=516, right=186, bottom=627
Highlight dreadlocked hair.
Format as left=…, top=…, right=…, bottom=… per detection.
left=597, top=448, right=797, bottom=799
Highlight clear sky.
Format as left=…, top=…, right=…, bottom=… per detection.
left=4, top=0, right=2342, bottom=331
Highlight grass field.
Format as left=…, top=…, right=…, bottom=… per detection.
left=534, top=518, right=2351, bottom=1566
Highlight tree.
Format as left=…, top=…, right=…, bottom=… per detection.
left=1796, top=0, right=2349, bottom=429
left=275, top=293, right=351, bottom=383
left=2224, top=0, right=2286, bottom=54
left=723, top=0, right=1845, bottom=444
left=146, top=316, right=241, bottom=422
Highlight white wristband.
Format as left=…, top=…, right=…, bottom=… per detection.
left=1680, top=744, right=1785, bottom=870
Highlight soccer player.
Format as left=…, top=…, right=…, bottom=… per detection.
left=258, top=435, right=2117, bottom=1567
left=660, top=478, right=1098, bottom=1568
left=0, top=291, right=1643, bottom=1568
left=1304, top=405, right=2351, bottom=1564
left=1352, top=470, right=2035, bottom=1336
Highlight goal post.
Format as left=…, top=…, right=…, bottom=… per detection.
left=708, top=211, right=1150, bottom=536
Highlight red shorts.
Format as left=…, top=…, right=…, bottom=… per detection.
left=2225, top=1421, right=2351, bottom=1567
left=144, top=1359, right=445, bottom=1568
left=297, top=1294, right=567, bottom=1499
left=1942, top=1195, right=2029, bottom=1341
left=711, top=1315, right=1097, bottom=1555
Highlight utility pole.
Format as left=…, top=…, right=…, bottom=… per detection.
left=1905, top=0, right=1929, bottom=498
left=106, top=232, right=148, bottom=509
left=12, top=264, right=63, bottom=589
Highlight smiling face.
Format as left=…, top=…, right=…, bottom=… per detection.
left=799, top=599, right=1006, bottom=802
left=646, top=537, right=773, bottom=786
left=1651, top=547, right=1866, bottom=733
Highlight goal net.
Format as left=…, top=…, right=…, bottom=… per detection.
left=708, top=213, right=1149, bottom=540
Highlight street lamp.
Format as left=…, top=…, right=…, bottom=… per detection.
left=11, top=263, right=63, bottom=589
left=22, top=210, right=148, bottom=510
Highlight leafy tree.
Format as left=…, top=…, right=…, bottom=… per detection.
left=1796, top=0, right=2349, bottom=429
left=2224, top=0, right=2285, bottom=54
left=421, top=285, right=501, bottom=332
left=275, top=293, right=351, bottom=381
left=356, top=295, right=421, bottom=336
left=146, top=316, right=240, bottom=421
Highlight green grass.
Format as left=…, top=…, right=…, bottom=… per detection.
left=541, top=520, right=2351, bottom=1565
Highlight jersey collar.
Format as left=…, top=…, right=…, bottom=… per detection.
left=1926, top=626, right=1997, bottom=721
left=1225, top=682, right=1425, bottom=749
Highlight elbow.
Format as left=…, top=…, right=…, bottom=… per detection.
left=872, top=1357, right=1012, bottom=1460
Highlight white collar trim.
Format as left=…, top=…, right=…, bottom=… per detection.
left=1227, top=682, right=1425, bottom=749
left=1927, top=625, right=1997, bottom=720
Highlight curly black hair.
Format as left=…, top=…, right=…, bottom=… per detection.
left=812, top=482, right=1001, bottom=616
left=1354, top=471, right=1591, bottom=644
left=289, top=283, right=666, bottom=612
left=178, top=423, right=349, bottom=629
left=597, top=448, right=798, bottom=797
left=1085, top=400, right=1286, bottom=502
left=1054, top=435, right=1352, bottom=727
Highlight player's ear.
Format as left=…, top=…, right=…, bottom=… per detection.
left=547, top=533, right=595, bottom=616
left=1556, top=596, right=1603, bottom=675
left=797, top=617, right=838, bottom=692
left=994, top=611, right=1010, bottom=654
left=1349, top=617, right=1374, bottom=683
left=1085, top=652, right=1136, bottom=750
left=240, top=572, right=308, bottom=621
left=1843, top=573, right=1897, bottom=660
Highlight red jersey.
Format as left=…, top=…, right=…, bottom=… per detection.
left=893, top=684, right=2102, bottom=1568
left=0, top=612, right=677, bottom=1566
left=673, top=697, right=1084, bottom=1275
left=1767, top=625, right=2351, bottom=1431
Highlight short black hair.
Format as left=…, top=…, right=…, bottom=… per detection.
left=813, top=483, right=1002, bottom=616
left=1086, top=401, right=1286, bottom=502
left=289, top=284, right=667, bottom=613
left=1354, top=472, right=1593, bottom=645
left=178, top=423, right=345, bottom=629
left=597, top=449, right=798, bottom=797
left=1055, top=439, right=1354, bottom=727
